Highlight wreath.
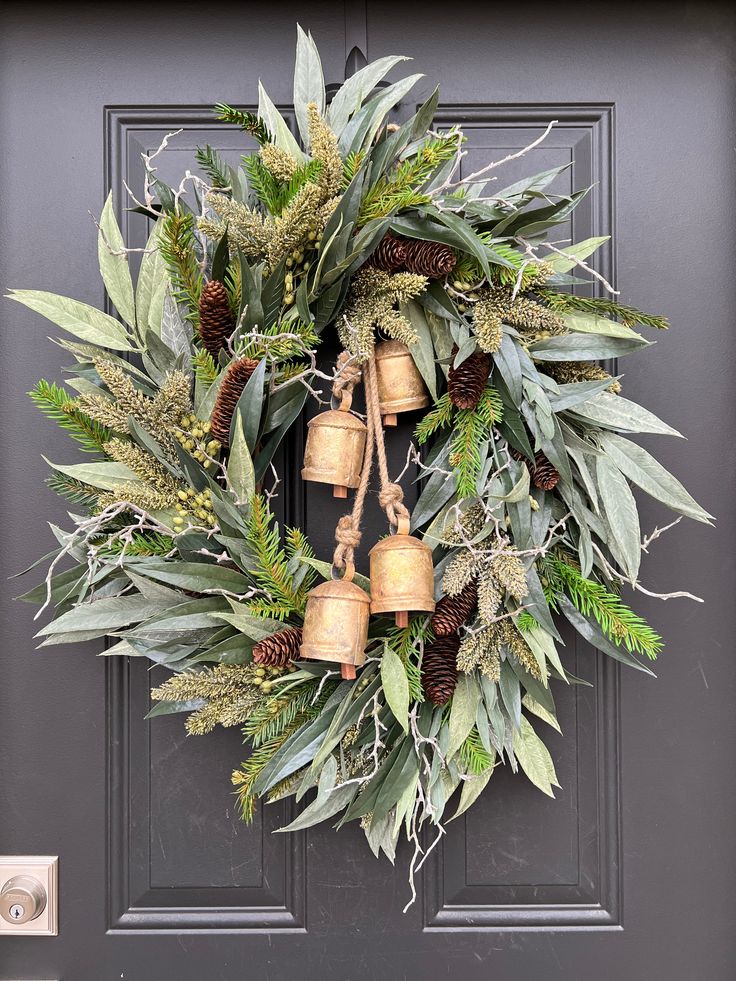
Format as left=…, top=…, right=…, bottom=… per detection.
left=12, top=29, right=710, bottom=904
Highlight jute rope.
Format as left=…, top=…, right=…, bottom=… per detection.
left=331, top=351, right=410, bottom=577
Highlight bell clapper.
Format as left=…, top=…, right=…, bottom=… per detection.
left=395, top=610, right=409, bottom=628
left=333, top=484, right=348, bottom=499
left=341, top=663, right=357, bottom=680
left=382, top=413, right=398, bottom=427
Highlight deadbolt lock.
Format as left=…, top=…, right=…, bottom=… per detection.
left=0, top=874, right=47, bottom=924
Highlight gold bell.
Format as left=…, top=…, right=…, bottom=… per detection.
left=374, top=340, right=430, bottom=427
left=369, top=517, right=436, bottom=627
left=300, top=571, right=371, bottom=679
left=301, top=409, right=367, bottom=499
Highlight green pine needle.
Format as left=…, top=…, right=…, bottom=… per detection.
left=214, top=104, right=270, bottom=145
left=342, top=150, right=365, bottom=187
left=45, top=472, right=99, bottom=508
left=538, top=289, right=670, bottom=330
left=159, top=211, right=204, bottom=320
left=447, top=386, right=504, bottom=499
left=100, top=531, right=176, bottom=557
left=245, top=154, right=322, bottom=216
left=244, top=496, right=315, bottom=618
left=30, top=380, right=113, bottom=452
left=460, top=727, right=495, bottom=775
left=195, top=144, right=230, bottom=189
left=549, top=556, right=663, bottom=659
left=415, top=392, right=454, bottom=444
left=192, top=349, right=219, bottom=387
left=386, top=615, right=432, bottom=702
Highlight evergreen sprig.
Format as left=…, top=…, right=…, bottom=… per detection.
left=245, top=155, right=322, bottom=216
left=460, top=727, right=495, bottom=775
left=358, top=134, right=460, bottom=224
left=548, top=556, right=663, bottom=659
left=237, top=320, right=319, bottom=363
left=415, top=392, right=454, bottom=444
left=192, top=349, right=219, bottom=387
left=100, top=531, right=176, bottom=557
left=242, top=679, right=322, bottom=747
left=386, top=615, right=432, bottom=702
left=30, top=380, right=113, bottom=452
left=342, top=150, right=365, bottom=187
left=448, top=386, right=504, bottom=498
left=214, top=104, right=270, bottom=145
left=245, top=496, right=315, bottom=618
left=45, top=472, right=99, bottom=508
left=195, top=144, right=230, bottom=189
left=537, top=289, right=670, bottom=330
left=159, top=212, right=204, bottom=319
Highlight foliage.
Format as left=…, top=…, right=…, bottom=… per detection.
left=159, top=211, right=204, bottom=318
left=29, top=380, right=113, bottom=452
left=245, top=496, right=317, bottom=619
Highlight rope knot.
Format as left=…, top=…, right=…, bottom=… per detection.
left=332, top=351, right=362, bottom=410
left=334, top=515, right=362, bottom=548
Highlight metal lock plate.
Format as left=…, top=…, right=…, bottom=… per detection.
left=0, top=856, right=58, bottom=936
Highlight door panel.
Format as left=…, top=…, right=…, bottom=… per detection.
left=1, top=3, right=734, bottom=979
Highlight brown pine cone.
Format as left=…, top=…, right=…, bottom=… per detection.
left=531, top=453, right=560, bottom=490
left=209, top=357, right=259, bottom=447
left=447, top=345, right=491, bottom=409
left=421, top=635, right=460, bottom=706
left=431, top=582, right=478, bottom=637
left=509, top=447, right=560, bottom=491
left=198, top=280, right=235, bottom=359
left=370, top=232, right=408, bottom=272
left=403, top=239, right=457, bottom=279
left=253, top=626, right=303, bottom=667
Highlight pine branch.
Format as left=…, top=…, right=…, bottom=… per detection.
left=342, top=150, right=365, bottom=187
left=242, top=679, right=322, bottom=747
left=550, top=556, right=663, bottom=659
left=358, top=134, right=460, bottom=224
left=449, top=408, right=486, bottom=498
left=192, top=349, right=219, bottom=387
left=214, top=104, right=270, bottom=145
left=159, top=211, right=204, bottom=319
left=386, top=615, right=432, bottom=702
left=245, top=155, right=322, bottom=216
left=100, top=531, right=176, bottom=557
left=195, top=144, right=230, bottom=189
left=45, top=472, right=99, bottom=508
left=30, top=380, right=113, bottom=452
left=237, top=321, right=319, bottom=363
left=459, top=727, right=495, bottom=775
left=476, top=385, right=504, bottom=427
left=245, top=496, right=311, bottom=616
left=537, top=289, right=670, bottom=330
left=415, top=392, right=454, bottom=444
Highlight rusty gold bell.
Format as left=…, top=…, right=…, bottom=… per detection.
left=374, top=340, right=430, bottom=427
left=369, top=517, right=436, bottom=627
left=300, top=568, right=371, bottom=679
left=301, top=408, right=367, bottom=499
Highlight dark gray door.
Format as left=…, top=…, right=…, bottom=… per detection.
left=1, top=3, right=734, bottom=978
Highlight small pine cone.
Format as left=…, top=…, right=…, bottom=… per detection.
left=370, top=232, right=409, bottom=272
left=509, top=447, right=560, bottom=491
left=198, top=280, right=236, bottom=359
left=253, top=626, right=303, bottom=667
left=421, top=635, right=460, bottom=706
left=403, top=239, right=457, bottom=279
left=431, top=581, right=478, bottom=637
left=209, top=357, right=259, bottom=447
left=531, top=453, right=560, bottom=490
left=447, top=345, right=491, bottom=409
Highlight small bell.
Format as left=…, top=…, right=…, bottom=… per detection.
left=301, top=408, right=367, bottom=498
left=300, top=571, right=371, bottom=679
left=369, top=517, right=436, bottom=627
left=374, top=340, right=430, bottom=427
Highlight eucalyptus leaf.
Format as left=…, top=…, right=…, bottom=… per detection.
left=596, top=456, right=641, bottom=581
left=568, top=392, right=682, bottom=437
left=98, top=192, right=136, bottom=328
left=512, top=716, right=560, bottom=797
left=227, top=412, right=256, bottom=504
left=447, top=673, right=481, bottom=760
left=8, top=290, right=134, bottom=350
left=293, top=25, right=325, bottom=144
left=258, top=81, right=304, bottom=161
left=381, top=644, right=410, bottom=733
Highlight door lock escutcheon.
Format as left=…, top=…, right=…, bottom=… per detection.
left=1, top=874, right=47, bottom=924
left=0, top=856, right=58, bottom=935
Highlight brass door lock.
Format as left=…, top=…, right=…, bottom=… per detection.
left=1, top=874, right=47, bottom=924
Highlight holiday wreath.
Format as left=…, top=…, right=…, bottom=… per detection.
left=11, top=29, right=711, bottom=903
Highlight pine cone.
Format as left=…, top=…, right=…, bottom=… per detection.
left=209, top=357, right=259, bottom=447
left=253, top=626, right=303, bottom=667
left=198, top=280, right=235, bottom=359
left=431, top=581, right=478, bottom=637
left=447, top=345, right=491, bottom=409
left=421, top=635, right=460, bottom=706
left=531, top=453, right=560, bottom=490
left=370, top=232, right=408, bottom=272
left=509, top=447, right=560, bottom=491
left=403, top=239, right=457, bottom=279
